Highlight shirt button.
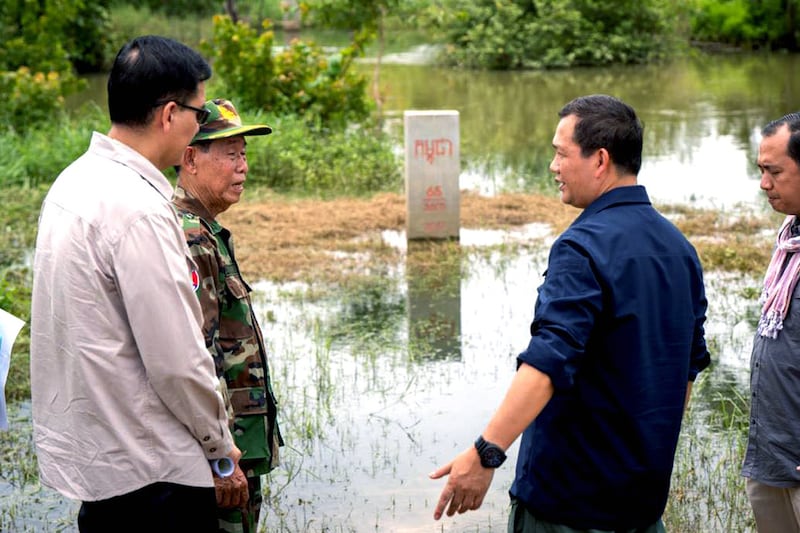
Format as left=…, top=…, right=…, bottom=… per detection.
left=209, top=447, right=216, bottom=453
left=203, top=436, right=210, bottom=442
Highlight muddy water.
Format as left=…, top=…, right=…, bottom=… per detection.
left=0, top=235, right=755, bottom=532
left=250, top=240, right=757, bottom=532
left=72, top=51, right=800, bottom=210
left=0, top=237, right=758, bottom=532
left=371, top=50, right=800, bottom=210
left=7, top=50, right=784, bottom=531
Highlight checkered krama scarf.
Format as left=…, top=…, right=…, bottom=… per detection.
left=758, top=215, right=800, bottom=338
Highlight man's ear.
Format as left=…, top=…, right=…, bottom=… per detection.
left=595, top=148, right=611, bottom=175
left=156, top=101, right=175, bottom=132
left=181, top=146, right=198, bottom=172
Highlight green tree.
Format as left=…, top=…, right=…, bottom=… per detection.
left=690, top=0, right=800, bottom=50
left=201, top=14, right=371, bottom=130
left=427, top=0, right=687, bottom=69
left=1, top=0, right=114, bottom=74
left=300, top=0, right=423, bottom=115
left=300, top=0, right=410, bottom=117
left=0, top=0, right=114, bottom=132
left=120, top=0, right=219, bottom=17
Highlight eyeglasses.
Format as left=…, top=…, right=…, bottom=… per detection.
left=155, top=100, right=210, bottom=125
left=175, top=101, right=211, bottom=125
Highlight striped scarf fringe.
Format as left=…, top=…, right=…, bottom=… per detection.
left=758, top=215, right=800, bottom=338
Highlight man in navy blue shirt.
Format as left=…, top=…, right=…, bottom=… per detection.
left=430, top=94, right=711, bottom=532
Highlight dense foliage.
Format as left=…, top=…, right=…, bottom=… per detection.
left=250, top=114, right=402, bottom=195
left=125, top=0, right=219, bottom=17
left=426, top=0, right=687, bottom=69
left=116, top=0, right=285, bottom=21
left=1, top=0, right=114, bottom=74
left=201, top=14, right=371, bottom=130
left=0, top=0, right=116, bottom=132
left=690, top=0, right=800, bottom=50
left=302, top=0, right=408, bottom=50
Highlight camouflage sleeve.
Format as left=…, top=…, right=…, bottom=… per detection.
left=184, top=223, right=234, bottom=421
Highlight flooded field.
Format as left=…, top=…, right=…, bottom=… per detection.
left=1, top=223, right=759, bottom=532
left=6, top=43, right=789, bottom=533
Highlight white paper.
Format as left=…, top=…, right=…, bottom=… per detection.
left=0, top=308, right=25, bottom=431
left=210, top=457, right=235, bottom=477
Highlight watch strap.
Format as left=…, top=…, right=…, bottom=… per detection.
left=474, top=435, right=507, bottom=468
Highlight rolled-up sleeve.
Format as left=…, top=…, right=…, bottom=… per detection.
left=517, top=239, right=601, bottom=390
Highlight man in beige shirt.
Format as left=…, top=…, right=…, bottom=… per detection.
left=30, top=35, right=239, bottom=533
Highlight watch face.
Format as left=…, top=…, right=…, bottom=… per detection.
left=476, top=436, right=507, bottom=468
left=482, top=447, right=505, bottom=468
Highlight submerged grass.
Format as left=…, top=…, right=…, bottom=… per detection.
left=0, top=183, right=776, bottom=531
left=665, top=373, right=754, bottom=532
left=0, top=186, right=776, bottom=410
left=221, top=191, right=776, bottom=286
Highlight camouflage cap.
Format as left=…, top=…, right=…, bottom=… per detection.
left=190, top=98, right=272, bottom=144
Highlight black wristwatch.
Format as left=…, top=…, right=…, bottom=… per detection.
left=474, top=435, right=506, bottom=468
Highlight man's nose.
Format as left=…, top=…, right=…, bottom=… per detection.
left=760, top=171, right=771, bottom=190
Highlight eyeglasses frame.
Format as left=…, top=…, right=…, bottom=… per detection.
left=154, top=99, right=210, bottom=125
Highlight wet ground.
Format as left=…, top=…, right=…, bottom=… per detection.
left=1, top=219, right=760, bottom=531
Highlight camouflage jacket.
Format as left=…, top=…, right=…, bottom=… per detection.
left=173, top=185, right=282, bottom=475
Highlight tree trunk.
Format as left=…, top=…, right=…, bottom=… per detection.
left=225, top=0, right=239, bottom=24
left=372, top=5, right=386, bottom=127
left=787, top=0, right=799, bottom=50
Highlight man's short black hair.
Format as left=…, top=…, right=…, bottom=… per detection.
left=107, top=35, right=211, bottom=127
left=559, top=94, right=644, bottom=177
left=762, top=112, right=800, bottom=167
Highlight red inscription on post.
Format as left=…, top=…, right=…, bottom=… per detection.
left=423, top=184, right=446, bottom=211
left=414, top=138, right=454, bottom=164
left=424, top=221, right=447, bottom=232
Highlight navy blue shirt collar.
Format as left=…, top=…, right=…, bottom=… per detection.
left=571, top=185, right=651, bottom=227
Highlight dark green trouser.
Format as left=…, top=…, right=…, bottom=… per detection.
left=508, top=499, right=667, bottom=533
left=217, top=475, right=262, bottom=533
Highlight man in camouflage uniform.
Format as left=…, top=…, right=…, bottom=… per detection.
left=173, top=99, right=282, bottom=533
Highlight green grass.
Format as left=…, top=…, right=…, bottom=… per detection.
left=664, top=373, right=754, bottom=531
left=109, top=4, right=215, bottom=51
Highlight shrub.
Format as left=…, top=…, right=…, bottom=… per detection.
left=0, top=0, right=112, bottom=132
left=245, top=113, right=402, bottom=196
left=0, top=68, right=84, bottom=135
left=689, top=0, right=798, bottom=50
left=430, top=0, right=685, bottom=69
left=202, top=14, right=371, bottom=130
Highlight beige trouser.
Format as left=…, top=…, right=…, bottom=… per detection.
left=746, top=478, right=800, bottom=533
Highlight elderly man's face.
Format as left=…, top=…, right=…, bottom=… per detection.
left=192, top=136, right=249, bottom=217
left=758, top=124, right=800, bottom=216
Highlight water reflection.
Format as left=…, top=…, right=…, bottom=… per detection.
left=0, top=229, right=758, bottom=531
left=72, top=52, right=800, bottom=209
left=406, top=241, right=463, bottom=362
left=371, top=52, right=800, bottom=208
left=23, top=48, right=787, bottom=531
left=253, top=252, right=758, bottom=532
left=251, top=245, right=547, bottom=532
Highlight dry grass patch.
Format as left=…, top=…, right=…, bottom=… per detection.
left=221, top=191, right=778, bottom=284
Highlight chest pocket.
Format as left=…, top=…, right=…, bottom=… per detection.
left=219, top=273, right=256, bottom=341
